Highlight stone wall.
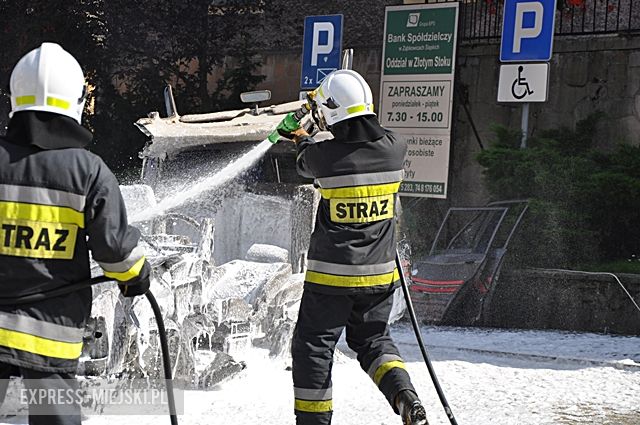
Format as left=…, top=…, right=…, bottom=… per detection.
left=482, top=269, right=640, bottom=335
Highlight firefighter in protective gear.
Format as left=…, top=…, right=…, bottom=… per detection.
left=0, top=43, right=150, bottom=424
left=288, top=69, right=429, bottom=425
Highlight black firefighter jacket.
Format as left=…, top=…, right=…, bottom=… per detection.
left=0, top=112, right=145, bottom=373
left=296, top=115, right=406, bottom=295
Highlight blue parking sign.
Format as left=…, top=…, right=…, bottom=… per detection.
left=301, top=15, right=343, bottom=90
left=500, top=0, right=557, bottom=62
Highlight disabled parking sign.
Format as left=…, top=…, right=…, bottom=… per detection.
left=500, top=0, right=557, bottom=62
left=300, top=15, right=343, bottom=90
left=497, top=63, right=550, bottom=102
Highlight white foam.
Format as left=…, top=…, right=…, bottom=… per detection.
left=73, top=327, right=640, bottom=425
left=131, top=139, right=273, bottom=223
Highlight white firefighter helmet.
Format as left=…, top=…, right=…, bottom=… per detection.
left=314, top=69, right=375, bottom=128
left=9, top=43, right=87, bottom=123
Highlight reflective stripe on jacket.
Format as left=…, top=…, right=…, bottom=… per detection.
left=0, top=125, right=144, bottom=372
left=296, top=116, right=407, bottom=294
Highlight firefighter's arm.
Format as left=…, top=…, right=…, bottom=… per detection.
left=294, top=130, right=323, bottom=179
left=85, top=161, right=150, bottom=297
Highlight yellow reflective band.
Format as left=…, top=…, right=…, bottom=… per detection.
left=46, top=97, right=71, bottom=110
left=319, top=182, right=400, bottom=199
left=373, top=360, right=407, bottom=386
left=346, top=104, right=366, bottom=114
left=305, top=268, right=400, bottom=288
left=318, top=86, right=325, bottom=99
left=0, top=328, right=82, bottom=360
left=330, top=194, right=394, bottom=223
left=295, top=399, right=333, bottom=413
left=0, top=201, right=84, bottom=228
left=16, top=95, right=36, bottom=106
left=0, top=218, right=77, bottom=260
left=103, top=256, right=146, bottom=282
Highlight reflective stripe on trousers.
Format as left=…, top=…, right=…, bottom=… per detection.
left=367, top=353, right=407, bottom=386
left=294, top=387, right=333, bottom=413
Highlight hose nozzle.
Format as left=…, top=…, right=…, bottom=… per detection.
left=268, top=92, right=316, bottom=144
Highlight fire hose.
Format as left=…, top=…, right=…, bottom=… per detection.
left=395, top=249, right=459, bottom=425
left=0, top=276, right=179, bottom=425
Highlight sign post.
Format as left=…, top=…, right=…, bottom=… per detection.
left=499, top=0, right=556, bottom=147
left=300, top=15, right=343, bottom=91
left=379, top=3, right=459, bottom=198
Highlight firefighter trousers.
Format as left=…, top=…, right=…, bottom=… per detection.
left=291, top=288, right=416, bottom=425
left=0, top=363, right=81, bottom=425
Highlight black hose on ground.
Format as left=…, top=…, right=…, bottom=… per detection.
left=395, top=249, right=459, bottom=425
left=0, top=276, right=179, bottom=425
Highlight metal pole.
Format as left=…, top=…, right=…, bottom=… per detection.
left=164, top=85, right=178, bottom=118
left=274, top=157, right=281, bottom=183
left=520, top=103, right=530, bottom=148
left=341, top=49, right=354, bottom=70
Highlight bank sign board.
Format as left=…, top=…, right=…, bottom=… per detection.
left=379, top=3, right=459, bottom=198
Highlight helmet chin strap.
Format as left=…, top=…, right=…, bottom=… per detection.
left=78, top=83, right=89, bottom=104
left=311, top=99, right=328, bottom=132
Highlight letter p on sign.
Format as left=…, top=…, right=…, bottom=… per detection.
left=513, top=2, right=543, bottom=53
left=311, top=22, right=334, bottom=66
left=500, top=0, right=556, bottom=62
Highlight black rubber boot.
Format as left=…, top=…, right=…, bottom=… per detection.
left=395, top=390, right=429, bottom=425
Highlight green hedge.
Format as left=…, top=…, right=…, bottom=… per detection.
left=477, top=114, right=640, bottom=269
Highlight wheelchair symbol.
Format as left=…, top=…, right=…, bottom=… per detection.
left=511, top=66, right=534, bottom=99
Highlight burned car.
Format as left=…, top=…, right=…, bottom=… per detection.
left=80, top=90, right=321, bottom=386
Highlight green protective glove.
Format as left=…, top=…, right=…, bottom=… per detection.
left=269, top=111, right=304, bottom=143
